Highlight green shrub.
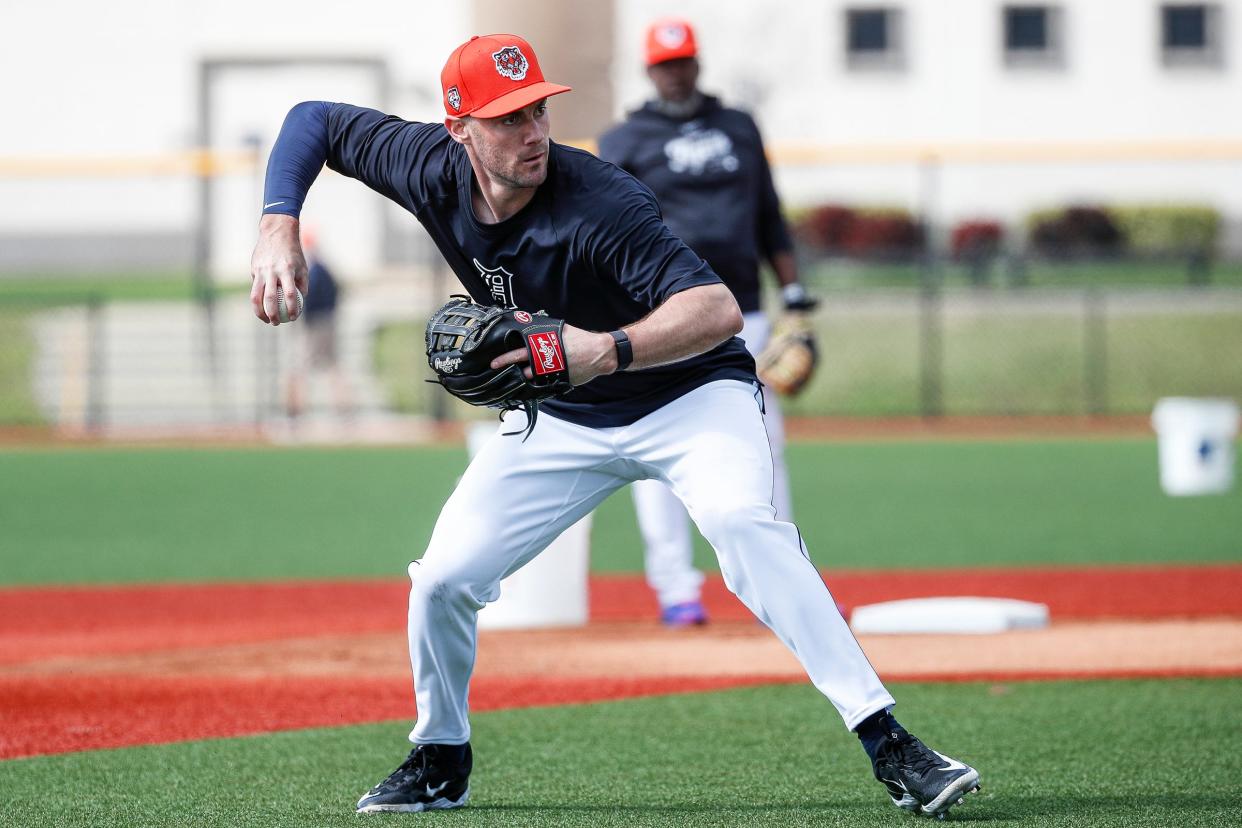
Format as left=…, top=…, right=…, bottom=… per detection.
left=790, top=204, right=923, bottom=257
left=1109, top=205, right=1219, bottom=255
left=1027, top=206, right=1124, bottom=257
left=1024, top=204, right=1220, bottom=256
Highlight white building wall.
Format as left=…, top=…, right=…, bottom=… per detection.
left=3, top=0, right=1242, bottom=271
left=615, top=0, right=1242, bottom=142
left=0, top=0, right=471, bottom=277
left=613, top=0, right=1242, bottom=250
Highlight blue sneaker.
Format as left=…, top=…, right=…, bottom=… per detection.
left=660, top=600, right=708, bottom=627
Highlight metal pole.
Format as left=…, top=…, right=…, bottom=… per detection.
left=1188, top=248, right=1210, bottom=286
left=918, top=276, right=943, bottom=418
left=254, top=317, right=266, bottom=428
left=270, top=322, right=282, bottom=425
left=195, top=61, right=224, bottom=423
left=1083, top=287, right=1108, bottom=416
left=85, top=294, right=106, bottom=434
left=917, top=156, right=943, bottom=418
left=429, top=250, right=450, bottom=424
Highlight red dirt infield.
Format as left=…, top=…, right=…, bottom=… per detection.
left=2, top=565, right=1240, bottom=761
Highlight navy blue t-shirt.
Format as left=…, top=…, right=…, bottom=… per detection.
left=262, top=101, right=755, bottom=427
left=597, top=96, right=793, bottom=314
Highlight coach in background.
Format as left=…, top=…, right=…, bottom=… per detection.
left=598, top=18, right=817, bottom=626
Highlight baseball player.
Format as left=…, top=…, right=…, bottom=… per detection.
left=250, top=33, right=980, bottom=818
left=598, top=18, right=816, bottom=626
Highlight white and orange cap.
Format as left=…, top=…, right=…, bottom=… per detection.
left=645, top=18, right=698, bottom=66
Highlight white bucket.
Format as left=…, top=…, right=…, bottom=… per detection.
left=1151, top=397, right=1239, bottom=496
left=466, top=421, right=591, bottom=629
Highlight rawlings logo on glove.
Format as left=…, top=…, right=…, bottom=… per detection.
left=529, top=332, right=565, bottom=375
left=433, top=356, right=463, bottom=374
left=425, top=296, right=574, bottom=439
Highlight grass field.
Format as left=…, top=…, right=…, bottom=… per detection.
left=2, top=437, right=1239, bottom=826
left=0, top=438, right=1238, bottom=585
left=2, top=679, right=1238, bottom=827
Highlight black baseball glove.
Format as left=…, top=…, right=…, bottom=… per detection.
left=425, top=296, right=574, bottom=439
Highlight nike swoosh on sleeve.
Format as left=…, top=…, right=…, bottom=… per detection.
left=263, top=201, right=285, bottom=209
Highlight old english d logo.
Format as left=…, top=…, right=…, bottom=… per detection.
left=473, top=258, right=515, bottom=307
left=527, top=331, right=565, bottom=375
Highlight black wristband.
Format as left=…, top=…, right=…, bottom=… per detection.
left=609, top=329, right=633, bottom=371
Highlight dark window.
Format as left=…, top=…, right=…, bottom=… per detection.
left=1003, top=5, right=1064, bottom=69
left=1160, top=3, right=1222, bottom=67
left=848, top=9, right=889, bottom=52
left=1163, top=5, right=1207, bottom=48
left=845, top=7, right=905, bottom=70
left=1006, top=7, right=1048, bottom=50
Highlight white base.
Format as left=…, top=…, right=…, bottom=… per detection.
left=849, top=596, right=1049, bottom=635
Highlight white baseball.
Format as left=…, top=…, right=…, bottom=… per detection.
left=275, top=285, right=304, bottom=323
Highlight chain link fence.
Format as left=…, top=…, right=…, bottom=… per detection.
left=3, top=256, right=1240, bottom=439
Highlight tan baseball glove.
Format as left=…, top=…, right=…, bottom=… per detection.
left=756, top=312, right=818, bottom=396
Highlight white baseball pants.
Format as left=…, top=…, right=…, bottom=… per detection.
left=406, top=380, right=894, bottom=746
left=632, top=311, right=792, bottom=608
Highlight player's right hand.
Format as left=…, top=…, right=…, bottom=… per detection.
left=250, top=214, right=308, bottom=325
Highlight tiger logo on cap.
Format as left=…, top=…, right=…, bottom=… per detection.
left=492, top=46, right=529, bottom=81
left=654, top=23, right=689, bottom=48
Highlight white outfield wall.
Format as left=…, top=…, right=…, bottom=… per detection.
left=613, top=0, right=1242, bottom=251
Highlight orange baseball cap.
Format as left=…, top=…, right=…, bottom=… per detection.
left=441, top=34, right=572, bottom=119
left=645, top=18, right=698, bottom=66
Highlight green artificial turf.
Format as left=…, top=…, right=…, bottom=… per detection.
left=0, top=439, right=1238, bottom=586
left=0, top=309, right=39, bottom=424
left=2, top=678, right=1239, bottom=827
left=0, top=446, right=463, bottom=585
left=766, top=439, right=1242, bottom=571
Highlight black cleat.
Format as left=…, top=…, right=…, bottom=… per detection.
left=871, top=718, right=979, bottom=819
left=355, top=743, right=472, bottom=813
